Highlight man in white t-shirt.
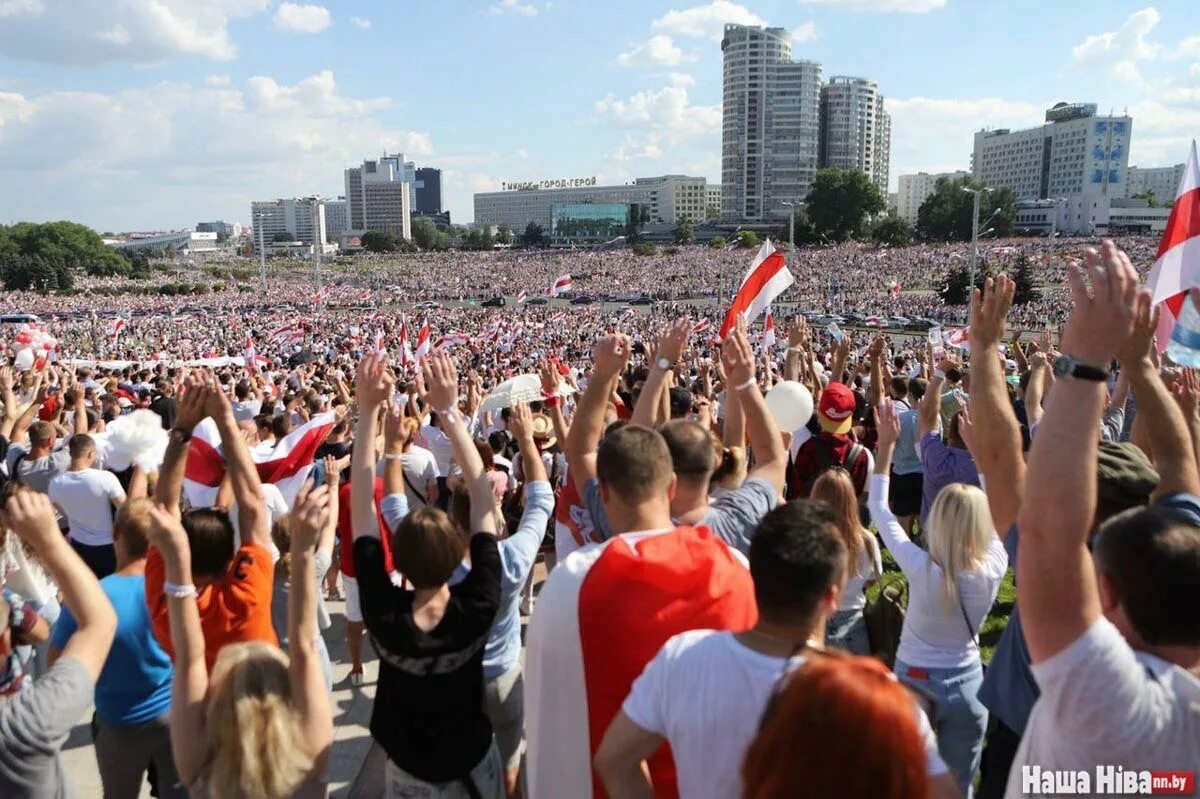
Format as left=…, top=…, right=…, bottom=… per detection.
left=230, top=381, right=263, bottom=423
left=594, top=501, right=955, bottom=799
left=399, top=441, right=439, bottom=511
left=46, top=435, right=126, bottom=579
left=417, top=414, right=454, bottom=510
left=1010, top=244, right=1200, bottom=798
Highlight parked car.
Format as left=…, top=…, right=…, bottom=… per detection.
left=904, top=318, right=938, bottom=332
left=630, top=295, right=654, bottom=306
left=482, top=296, right=506, bottom=307
left=570, top=295, right=595, bottom=305
left=415, top=300, right=443, bottom=310
left=525, top=296, right=549, bottom=305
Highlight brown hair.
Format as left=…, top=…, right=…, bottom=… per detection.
left=811, top=469, right=866, bottom=571
left=659, top=420, right=720, bottom=484
left=596, top=424, right=673, bottom=504
left=114, top=498, right=154, bottom=560
left=391, top=507, right=466, bottom=589
left=743, top=654, right=928, bottom=799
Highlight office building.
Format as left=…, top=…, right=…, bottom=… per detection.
left=819, top=77, right=890, bottom=193
left=415, top=167, right=443, bottom=214
left=474, top=174, right=712, bottom=232
left=1015, top=196, right=1170, bottom=237
left=344, top=154, right=413, bottom=241
left=895, top=170, right=970, bottom=224
left=322, top=198, right=348, bottom=240
left=721, top=24, right=822, bottom=222
left=195, top=220, right=237, bottom=238
left=1126, top=163, right=1185, bottom=202
left=972, top=102, right=1132, bottom=200
left=707, top=184, right=723, bottom=218
left=249, top=197, right=327, bottom=252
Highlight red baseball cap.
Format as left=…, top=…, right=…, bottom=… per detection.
left=818, top=382, right=855, bottom=435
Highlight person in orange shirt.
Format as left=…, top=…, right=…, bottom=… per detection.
left=146, top=372, right=277, bottom=671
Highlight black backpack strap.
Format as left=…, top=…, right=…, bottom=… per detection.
left=401, top=467, right=427, bottom=507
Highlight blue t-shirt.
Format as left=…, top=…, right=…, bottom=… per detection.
left=978, top=492, right=1200, bottom=734
left=50, top=573, right=173, bottom=726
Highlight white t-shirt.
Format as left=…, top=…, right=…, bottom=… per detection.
left=418, top=424, right=454, bottom=477
left=400, top=446, right=439, bottom=510
left=231, top=482, right=291, bottom=550
left=231, top=398, right=263, bottom=423
left=869, top=474, right=1008, bottom=668
left=1006, top=617, right=1200, bottom=799
left=839, top=534, right=883, bottom=612
left=623, top=629, right=948, bottom=799
left=47, top=469, right=126, bottom=546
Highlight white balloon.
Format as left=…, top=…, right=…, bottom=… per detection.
left=13, top=349, right=34, bottom=370
left=765, top=381, right=815, bottom=433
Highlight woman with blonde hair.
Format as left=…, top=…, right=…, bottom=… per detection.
left=146, top=483, right=333, bottom=798
left=871, top=402, right=1007, bottom=796
left=811, top=468, right=880, bottom=655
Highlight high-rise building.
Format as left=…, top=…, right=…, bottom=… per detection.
left=819, top=77, right=890, bottom=193
left=895, top=171, right=970, bottom=224
left=720, top=24, right=822, bottom=222
left=1126, top=164, right=1185, bottom=202
left=415, top=167, right=443, bottom=215
left=322, top=198, right=348, bottom=240
left=706, top=184, right=723, bottom=219
left=972, top=102, right=1132, bottom=201
left=344, top=154, right=413, bottom=240
left=195, top=220, right=237, bottom=238
left=249, top=197, right=326, bottom=251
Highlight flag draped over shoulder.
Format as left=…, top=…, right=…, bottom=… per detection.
left=719, top=240, right=793, bottom=340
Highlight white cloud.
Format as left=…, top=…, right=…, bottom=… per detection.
left=0, top=0, right=267, bottom=63
left=1175, top=34, right=1200, bottom=59
left=668, top=72, right=696, bottom=87
left=273, top=2, right=330, bottom=34
left=490, top=0, right=537, bottom=16
left=204, top=75, right=232, bottom=87
left=1127, top=98, right=1200, bottom=167
left=349, top=16, right=371, bottom=29
left=515, top=148, right=530, bottom=159
left=613, top=137, right=664, bottom=161
left=799, top=0, right=946, bottom=11
left=1070, top=7, right=1161, bottom=82
left=791, top=22, right=819, bottom=44
left=651, top=1, right=766, bottom=41
left=0, top=71, right=432, bottom=229
left=618, top=34, right=690, bottom=67
left=595, top=84, right=720, bottom=167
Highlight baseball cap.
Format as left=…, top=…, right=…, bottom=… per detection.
left=818, top=382, right=855, bottom=435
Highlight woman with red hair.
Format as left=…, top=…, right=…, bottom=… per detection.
left=743, top=654, right=932, bottom=799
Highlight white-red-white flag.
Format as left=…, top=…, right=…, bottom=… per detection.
left=550, top=274, right=572, bottom=297
left=414, top=322, right=432, bottom=361
left=719, top=240, right=793, bottom=340
left=1146, top=141, right=1200, bottom=349
left=106, top=317, right=127, bottom=341
left=399, top=323, right=415, bottom=366
left=243, top=336, right=265, bottom=373
left=268, top=324, right=304, bottom=348
left=945, top=327, right=969, bottom=348
left=691, top=319, right=711, bottom=334
left=517, top=290, right=528, bottom=304
left=761, top=311, right=777, bottom=351
left=890, top=281, right=902, bottom=300
left=373, top=329, right=384, bottom=357
left=435, top=331, right=470, bottom=349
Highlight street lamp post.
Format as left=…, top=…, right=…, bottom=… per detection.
left=961, top=186, right=994, bottom=323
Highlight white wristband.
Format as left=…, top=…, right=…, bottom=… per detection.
left=163, top=581, right=197, bottom=599
left=787, top=346, right=804, bottom=353
left=933, top=369, right=946, bottom=380
left=733, top=377, right=756, bottom=392
left=383, top=453, right=405, bottom=461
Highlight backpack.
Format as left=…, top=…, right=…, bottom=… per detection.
left=791, top=436, right=868, bottom=498
left=864, top=557, right=907, bottom=668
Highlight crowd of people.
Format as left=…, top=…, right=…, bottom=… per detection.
left=0, top=236, right=1196, bottom=799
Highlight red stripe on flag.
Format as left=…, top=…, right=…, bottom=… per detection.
left=184, top=435, right=225, bottom=487
left=1156, top=186, right=1200, bottom=260
left=255, top=419, right=335, bottom=484
left=719, top=251, right=787, bottom=339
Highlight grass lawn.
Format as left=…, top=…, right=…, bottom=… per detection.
left=866, top=544, right=1015, bottom=664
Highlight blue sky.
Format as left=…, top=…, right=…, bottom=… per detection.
left=0, top=0, right=1197, bottom=231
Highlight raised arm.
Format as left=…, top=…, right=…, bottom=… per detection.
left=155, top=372, right=207, bottom=519
left=784, top=317, right=807, bottom=383
left=632, top=319, right=690, bottom=428
left=1117, top=306, right=1200, bottom=497
left=423, top=350, right=496, bottom=535
left=721, top=314, right=786, bottom=494
left=565, top=334, right=632, bottom=496
left=1024, top=351, right=1050, bottom=428
left=285, top=483, right=334, bottom=774
left=868, top=402, right=925, bottom=574
left=867, top=337, right=886, bottom=407
left=318, top=456, right=340, bottom=561
left=381, top=405, right=407, bottom=500
left=145, top=503, right=208, bottom=786
left=1169, top=369, right=1200, bottom=476
left=917, top=359, right=949, bottom=440
left=967, top=275, right=1024, bottom=535
left=1019, top=242, right=1140, bottom=663
left=830, top=332, right=853, bottom=384
left=0, top=367, right=18, bottom=440
left=351, top=353, right=394, bottom=540
left=206, top=383, right=271, bottom=551
left=538, top=360, right=571, bottom=446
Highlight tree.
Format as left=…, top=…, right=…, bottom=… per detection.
left=673, top=218, right=695, bottom=245
left=708, top=236, right=727, bottom=249
left=411, top=217, right=439, bottom=250
left=272, top=230, right=294, bottom=243
left=1, top=254, right=72, bottom=292
left=916, top=177, right=1016, bottom=242
left=939, top=262, right=994, bottom=306
left=871, top=215, right=914, bottom=247
left=496, top=224, right=513, bottom=245
left=0, top=220, right=119, bottom=285
left=522, top=222, right=545, bottom=247
left=736, top=229, right=760, bottom=249
left=1012, top=255, right=1041, bottom=306
left=215, top=230, right=231, bottom=244
left=632, top=242, right=657, bottom=256
left=775, top=208, right=818, bottom=246
left=1130, top=190, right=1161, bottom=208
left=804, top=168, right=886, bottom=242
left=361, top=230, right=400, bottom=253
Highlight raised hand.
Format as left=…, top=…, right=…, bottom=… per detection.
left=0, top=490, right=62, bottom=551
left=291, top=482, right=332, bottom=553
left=874, top=401, right=902, bottom=448
left=593, top=333, right=633, bottom=380
left=720, top=314, right=756, bottom=388
left=356, top=352, right=395, bottom=409
left=507, top=401, right=535, bottom=443
left=1116, top=289, right=1160, bottom=366
left=146, top=502, right=191, bottom=559
left=788, top=316, right=810, bottom=348
left=655, top=318, right=693, bottom=365
left=958, top=404, right=977, bottom=454
left=383, top=402, right=406, bottom=453
left=323, top=454, right=341, bottom=487
left=174, top=372, right=208, bottom=433
left=423, top=350, right=459, bottom=413
left=538, top=359, right=561, bottom=397
left=970, top=274, right=1015, bottom=350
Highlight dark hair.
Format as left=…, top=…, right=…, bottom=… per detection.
left=596, top=424, right=673, bottom=504
left=254, top=414, right=273, bottom=432
left=889, top=376, right=908, bottom=399
left=182, top=508, right=236, bottom=579
left=235, top=381, right=250, bottom=401
left=945, top=367, right=963, bottom=384
left=748, top=501, right=847, bottom=625
left=271, top=414, right=292, bottom=441
left=659, top=419, right=717, bottom=482
left=68, top=434, right=95, bottom=459
left=907, top=377, right=927, bottom=402
left=1093, top=505, right=1200, bottom=646
left=475, top=440, right=495, bottom=470
left=488, top=431, right=508, bottom=455
left=392, top=507, right=466, bottom=589
left=668, top=387, right=693, bottom=419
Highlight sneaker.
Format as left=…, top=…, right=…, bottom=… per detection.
left=350, top=670, right=364, bottom=687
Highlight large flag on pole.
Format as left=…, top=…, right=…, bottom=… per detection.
left=761, top=310, right=777, bottom=351
left=1147, top=141, right=1200, bottom=347
left=549, top=273, right=573, bottom=297
left=413, top=322, right=432, bottom=362
left=718, top=240, right=793, bottom=340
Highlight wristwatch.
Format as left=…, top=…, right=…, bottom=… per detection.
left=655, top=356, right=672, bottom=371
left=1052, top=355, right=1107, bottom=382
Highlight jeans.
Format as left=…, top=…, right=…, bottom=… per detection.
left=826, top=608, right=870, bottom=655
left=895, top=657, right=987, bottom=796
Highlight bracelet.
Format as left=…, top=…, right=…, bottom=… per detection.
left=382, top=453, right=405, bottom=461
left=787, top=346, right=804, bottom=353
left=163, top=581, right=197, bottom=599
left=933, top=369, right=946, bottom=380
left=733, top=377, right=756, bottom=392
left=542, top=395, right=562, bottom=408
